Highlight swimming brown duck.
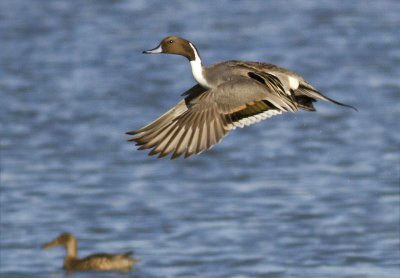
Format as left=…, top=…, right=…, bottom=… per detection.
left=42, top=233, right=139, bottom=273
left=127, top=36, right=356, bottom=159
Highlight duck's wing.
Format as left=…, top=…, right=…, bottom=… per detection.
left=241, top=61, right=357, bottom=111
left=127, top=77, right=297, bottom=159
left=129, top=87, right=204, bottom=136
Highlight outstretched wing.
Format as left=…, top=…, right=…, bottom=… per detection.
left=127, top=78, right=297, bottom=159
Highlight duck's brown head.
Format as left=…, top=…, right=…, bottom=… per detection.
left=143, top=36, right=197, bottom=61
left=42, top=232, right=76, bottom=249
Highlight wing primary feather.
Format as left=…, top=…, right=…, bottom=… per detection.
left=128, top=100, right=186, bottom=135
left=160, top=124, right=187, bottom=157
left=133, top=120, right=175, bottom=145
left=171, top=112, right=197, bottom=159
left=137, top=123, right=175, bottom=150
left=195, top=112, right=206, bottom=153
left=154, top=124, right=183, bottom=157
left=185, top=112, right=202, bottom=157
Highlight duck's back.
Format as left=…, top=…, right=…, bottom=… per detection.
left=212, top=60, right=304, bottom=77
left=65, top=252, right=136, bottom=272
left=205, top=60, right=307, bottom=88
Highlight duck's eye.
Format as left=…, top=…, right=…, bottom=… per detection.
left=169, top=40, right=173, bottom=43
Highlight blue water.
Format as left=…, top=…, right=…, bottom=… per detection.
left=1, top=0, right=399, bottom=277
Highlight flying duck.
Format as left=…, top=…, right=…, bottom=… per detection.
left=127, top=36, right=356, bottom=159
left=42, top=233, right=139, bottom=273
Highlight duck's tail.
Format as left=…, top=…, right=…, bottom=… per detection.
left=295, top=84, right=358, bottom=112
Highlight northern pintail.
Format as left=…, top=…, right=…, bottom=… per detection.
left=127, top=36, right=356, bottom=159
left=42, top=233, right=139, bottom=273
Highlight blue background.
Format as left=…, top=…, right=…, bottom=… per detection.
left=1, top=0, right=399, bottom=277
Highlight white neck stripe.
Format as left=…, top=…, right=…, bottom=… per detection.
left=189, top=42, right=201, bottom=62
left=189, top=43, right=210, bottom=88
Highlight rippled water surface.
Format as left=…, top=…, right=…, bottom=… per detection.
left=1, top=1, right=399, bottom=277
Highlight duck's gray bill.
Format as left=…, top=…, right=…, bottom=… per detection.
left=143, top=44, right=163, bottom=54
